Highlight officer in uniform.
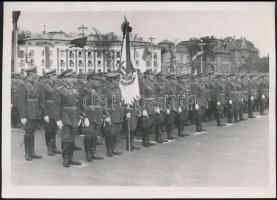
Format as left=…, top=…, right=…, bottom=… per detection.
left=17, top=66, right=42, bottom=161
left=39, top=69, right=61, bottom=156
left=82, top=72, right=104, bottom=161
left=214, top=74, right=226, bottom=126
left=55, top=69, right=82, bottom=167
left=257, top=74, right=267, bottom=115
left=247, top=75, right=256, bottom=118
left=11, top=73, right=20, bottom=128
left=236, top=75, right=247, bottom=121
left=225, top=74, right=235, bottom=123
left=102, top=72, right=123, bottom=156
left=138, top=69, right=156, bottom=147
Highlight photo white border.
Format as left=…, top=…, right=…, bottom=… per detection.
left=2, top=2, right=276, bottom=198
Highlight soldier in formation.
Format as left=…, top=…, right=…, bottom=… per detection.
left=12, top=68, right=269, bottom=166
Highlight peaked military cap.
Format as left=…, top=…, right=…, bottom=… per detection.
left=106, top=72, right=120, bottom=79
left=44, top=69, right=56, bottom=76
left=25, top=66, right=37, bottom=73
left=58, top=69, right=74, bottom=79
left=87, top=71, right=101, bottom=80
left=143, top=69, right=153, bottom=75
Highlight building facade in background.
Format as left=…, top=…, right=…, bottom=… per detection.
left=16, top=31, right=162, bottom=75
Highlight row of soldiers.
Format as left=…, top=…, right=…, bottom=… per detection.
left=11, top=66, right=269, bottom=167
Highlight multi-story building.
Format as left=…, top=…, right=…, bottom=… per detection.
left=158, top=39, right=191, bottom=75
left=177, top=36, right=259, bottom=74
left=16, top=31, right=162, bottom=75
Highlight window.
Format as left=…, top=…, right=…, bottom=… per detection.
left=78, top=51, right=82, bottom=58
left=60, top=69, right=64, bottom=73
left=88, top=69, right=92, bottom=72
left=60, top=50, right=64, bottom=57
left=69, top=51, right=74, bottom=58
left=116, top=60, right=120, bottom=67
left=154, top=61, right=158, bottom=67
left=154, top=52, right=158, bottom=59
left=116, top=51, right=121, bottom=58
left=42, top=59, right=45, bottom=66
left=97, top=60, right=101, bottom=67
left=79, top=69, right=83, bottom=74
left=19, top=50, right=24, bottom=58
left=29, top=50, right=34, bottom=57
left=69, top=60, right=74, bottom=67
left=60, top=60, right=65, bottom=66
left=135, top=51, right=139, bottom=58
left=28, top=42, right=32, bottom=45
left=135, top=60, right=139, bottom=67
left=55, top=41, right=60, bottom=44
left=30, top=59, right=34, bottom=66
left=78, top=60, right=83, bottom=66
left=88, top=51, right=92, bottom=58
left=50, top=50, right=53, bottom=56
left=42, top=50, right=44, bottom=56
left=88, top=60, right=92, bottom=67
left=153, top=69, right=158, bottom=74
left=97, top=52, right=101, bottom=58
left=146, top=60, right=151, bottom=67
left=20, top=60, right=25, bottom=67
left=107, top=69, right=111, bottom=72
left=98, top=69, right=101, bottom=73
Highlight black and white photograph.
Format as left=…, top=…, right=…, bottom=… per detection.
left=2, top=2, right=276, bottom=198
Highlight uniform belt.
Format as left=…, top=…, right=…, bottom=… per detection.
left=46, top=99, right=55, bottom=103
left=27, top=98, right=38, bottom=101
left=145, top=97, right=155, bottom=101
left=62, top=106, right=78, bottom=110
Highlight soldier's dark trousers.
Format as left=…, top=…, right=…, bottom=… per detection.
left=176, top=112, right=186, bottom=136
left=61, top=125, right=80, bottom=167
left=166, top=112, right=176, bottom=139
left=233, top=103, right=239, bottom=122
left=44, top=119, right=58, bottom=155
left=194, top=109, right=202, bottom=132
left=227, top=103, right=234, bottom=123
left=103, top=123, right=122, bottom=156
left=259, top=100, right=266, bottom=115
left=24, top=119, right=41, bottom=160
left=126, top=115, right=139, bottom=150
left=248, top=100, right=255, bottom=118
left=11, top=106, right=19, bottom=128
left=154, top=113, right=163, bottom=142
left=215, top=106, right=222, bottom=126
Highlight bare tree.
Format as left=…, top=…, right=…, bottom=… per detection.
left=92, top=28, right=119, bottom=72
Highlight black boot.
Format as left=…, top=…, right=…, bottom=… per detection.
left=47, top=138, right=55, bottom=156
left=91, top=138, right=103, bottom=160
left=84, top=137, right=92, bottom=162
left=31, top=135, right=42, bottom=159
left=24, top=135, right=32, bottom=161
left=62, top=142, right=70, bottom=167
left=112, top=136, right=122, bottom=155
left=69, top=142, right=82, bottom=165
left=105, top=137, right=113, bottom=157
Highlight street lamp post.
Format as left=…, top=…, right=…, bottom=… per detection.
left=198, top=40, right=206, bottom=73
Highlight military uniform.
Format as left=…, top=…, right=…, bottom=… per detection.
left=214, top=75, right=226, bottom=126
left=16, top=66, right=42, bottom=161
left=38, top=69, right=61, bottom=156
left=82, top=73, right=104, bottom=161
left=257, top=76, right=268, bottom=115
left=247, top=76, right=256, bottom=118
left=102, top=72, right=123, bottom=156
left=55, top=69, right=82, bottom=167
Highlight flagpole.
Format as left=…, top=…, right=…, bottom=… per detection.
left=128, top=115, right=131, bottom=152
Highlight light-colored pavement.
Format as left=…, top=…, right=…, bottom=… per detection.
left=11, top=112, right=269, bottom=186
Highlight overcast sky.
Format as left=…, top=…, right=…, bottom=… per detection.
left=18, top=10, right=273, bottom=57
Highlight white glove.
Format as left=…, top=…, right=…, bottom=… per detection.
left=229, top=100, right=233, bottom=104
left=105, top=117, right=111, bottom=124
left=262, top=95, right=265, bottom=99
left=217, top=101, right=221, bottom=106
left=251, top=96, right=254, bottom=101
left=56, top=120, right=63, bottom=129
left=142, top=110, right=148, bottom=117
left=44, top=115, right=50, bottom=123
left=178, top=107, right=182, bottom=113
left=241, top=98, right=244, bottom=102
left=84, top=118, right=90, bottom=127
left=195, top=104, right=199, bottom=110
left=21, top=118, right=27, bottom=125
left=166, top=109, right=170, bottom=114
left=126, top=113, right=131, bottom=119
left=156, top=107, right=160, bottom=114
